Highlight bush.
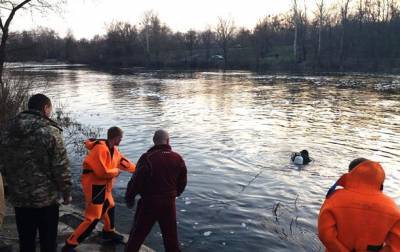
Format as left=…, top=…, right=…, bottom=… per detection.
left=0, top=74, right=31, bottom=129
left=54, top=106, right=100, bottom=155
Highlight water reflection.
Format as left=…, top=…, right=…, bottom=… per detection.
left=18, top=66, right=400, bottom=251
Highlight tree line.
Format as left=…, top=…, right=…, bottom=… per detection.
left=6, top=1, right=400, bottom=72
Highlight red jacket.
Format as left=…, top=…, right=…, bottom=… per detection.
left=125, top=144, right=187, bottom=201
left=318, top=160, right=400, bottom=252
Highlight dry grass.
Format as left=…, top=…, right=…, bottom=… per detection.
left=0, top=74, right=31, bottom=129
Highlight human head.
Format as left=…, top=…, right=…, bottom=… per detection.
left=348, top=157, right=368, bottom=172
left=300, top=150, right=309, bottom=158
left=28, top=93, right=52, bottom=118
left=107, top=126, right=123, bottom=146
left=153, top=129, right=169, bottom=145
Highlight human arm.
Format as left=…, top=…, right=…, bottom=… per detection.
left=118, top=154, right=136, bottom=173
left=125, top=155, right=146, bottom=208
left=177, top=157, right=187, bottom=197
left=381, top=220, right=400, bottom=252
left=318, top=202, right=350, bottom=252
left=48, top=128, right=72, bottom=203
left=326, top=181, right=338, bottom=198
left=88, top=147, right=120, bottom=179
left=326, top=174, right=348, bottom=198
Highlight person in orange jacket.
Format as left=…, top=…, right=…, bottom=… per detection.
left=62, top=127, right=136, bottom=251
left=318, top=159, right=400, bottom=252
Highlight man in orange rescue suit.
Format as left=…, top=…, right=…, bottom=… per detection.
left=62, top=127, right=136, bottom=251
left=318, top=159, right=400, bottom=252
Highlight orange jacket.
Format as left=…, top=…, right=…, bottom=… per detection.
left=81, top=139, right=135, bottom=191
left=318, top=160, right=400, bottom=252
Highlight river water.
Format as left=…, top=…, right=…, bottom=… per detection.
left=13, top=64, right=400, bottom=251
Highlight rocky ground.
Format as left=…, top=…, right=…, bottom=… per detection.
left=0, top=204, right=154, bottom=252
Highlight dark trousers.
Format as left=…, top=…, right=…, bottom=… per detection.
left=126, top=198, right=180, bottom=252
left=14, top=204, right=59, bottom=252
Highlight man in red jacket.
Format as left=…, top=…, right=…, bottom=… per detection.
left=125, top=129, right=187, bottom=252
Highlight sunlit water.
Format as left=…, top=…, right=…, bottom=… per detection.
left=13, top=64, right=400, bottom=251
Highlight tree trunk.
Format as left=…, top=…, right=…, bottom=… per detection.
left=223, top=43, right=228, bottom=69
left=339, top=22, right=346, bottom=70
left=0, top=27, right=9, bottom=88
left=318, top=24, right=322, bottom=65
left=294, top=22, right=299, bottom=62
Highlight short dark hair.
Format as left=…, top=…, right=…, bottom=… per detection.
left=300, top=150, right=309, bottom=157
left=348, top=158, right=368, bottom=171
left=28, top=94, right=51, bottom=111
left=107, top=127, right=123, bottom=140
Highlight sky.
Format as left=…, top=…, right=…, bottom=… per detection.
left=11, top=0, right=336, bottom=39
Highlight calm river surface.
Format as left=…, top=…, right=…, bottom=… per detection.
left=13, top=64, right=400, bottom=251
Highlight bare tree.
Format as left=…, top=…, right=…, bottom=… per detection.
left=0, top=0, right=64, bottom=85
left=200, top=28, right=214, bottom=67
left=339, top=0, right=351, bottom=69
left=293, top=0, right=301, bottom=62
left=184, top=29, right=197, bottom=66
left=315, top=0, right=327, bottom=64
left=301, top=0, right=309, bottom=61
left=140, top=10, right=156, bottom=57
left=215, top=16, right=235, bottom=68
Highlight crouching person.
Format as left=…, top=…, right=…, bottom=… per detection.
left=125, top=130, right=187, bottom=252
left=62, top=127, right=136, bottom=251
left=318, top=159, right=400, bottom=251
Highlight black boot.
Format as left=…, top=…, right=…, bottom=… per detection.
left=101, top=230, right=124, bottom=243
left=61, top=243, right=77, bottom=252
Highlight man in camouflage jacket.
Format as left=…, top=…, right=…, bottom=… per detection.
left=0, top=93, right=72, bottom=252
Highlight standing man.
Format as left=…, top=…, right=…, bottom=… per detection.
left=63, top=127, right=136, bottom=251
left=0, top=93, right=72, bottom=252
left=318, top=159, right=400, bottom=251
left=125, top=129, right=187, bottom=252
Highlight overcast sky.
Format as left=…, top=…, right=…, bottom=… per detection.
left=11, top=0, right=336, bottom=39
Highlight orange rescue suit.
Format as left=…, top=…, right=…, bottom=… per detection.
left=66, top=139, right=135, bottom=247
left=318, top=160, right=400, bottom=252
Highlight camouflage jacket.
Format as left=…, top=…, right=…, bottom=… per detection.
left=0, top=110, right=72, bottom=208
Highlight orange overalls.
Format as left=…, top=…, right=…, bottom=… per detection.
left=66, top=139, right=135, bottom=246
left=318, top=160, right=400, bottom=252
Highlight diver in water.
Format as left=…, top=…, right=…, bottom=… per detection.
left=291, top=150, right=311, bottom=165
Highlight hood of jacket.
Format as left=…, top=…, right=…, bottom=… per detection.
left=337, top=160, right=384, bottom=193
left=84, top=138, right=107, bottom=150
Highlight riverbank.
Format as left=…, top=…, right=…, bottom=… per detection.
left=0, top=203, right=154, bottom=252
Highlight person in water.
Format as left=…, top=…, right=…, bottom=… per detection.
left=291, top=150, right=311, bottom=165
left=62, top=127, right=136, bottom=251
left=318, top=159, right=400, bottom=251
